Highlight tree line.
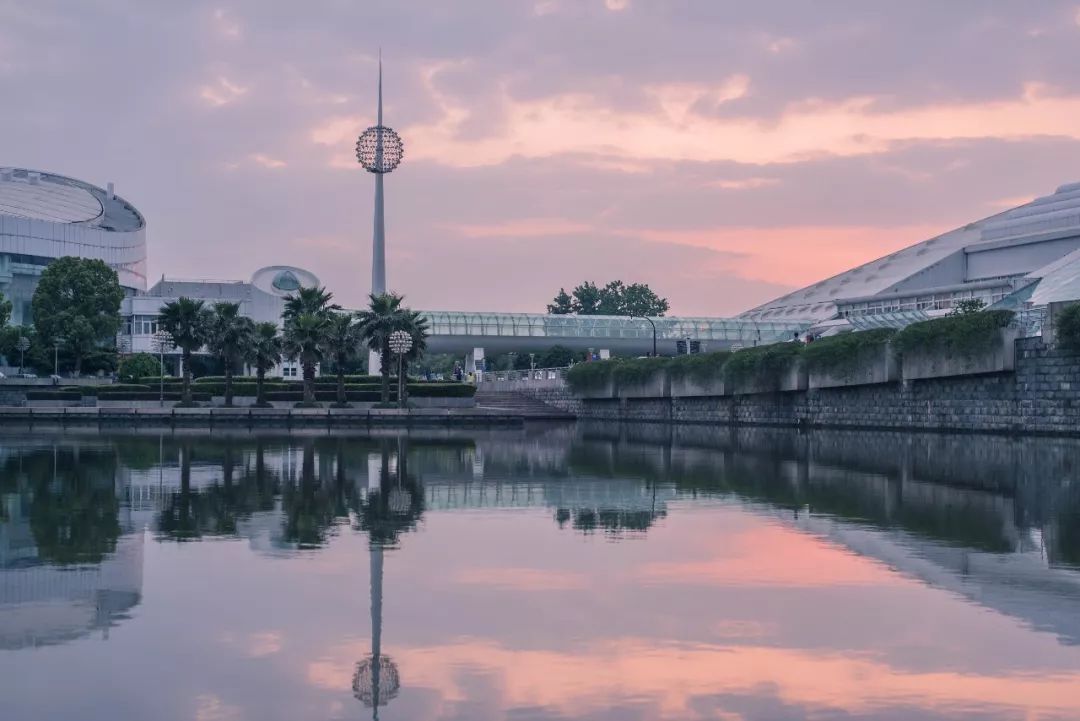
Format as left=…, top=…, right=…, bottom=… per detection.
left=155, top=288, right=428, bottom=408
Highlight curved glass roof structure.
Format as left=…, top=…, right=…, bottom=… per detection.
left=418, top=311, right=805, bottom=345
left=0, top=171, right=103, bottom=223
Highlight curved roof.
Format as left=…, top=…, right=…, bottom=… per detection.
left=741, top=180, right=1080, bottom=322
left=0, top=167, right=144, bottom=231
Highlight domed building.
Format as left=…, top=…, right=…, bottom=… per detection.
left=0, top=168, right=147, bottom=324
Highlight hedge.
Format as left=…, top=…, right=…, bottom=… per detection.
left=801, top=329, right=896, bottom=375
left=612, top=358, right=671, bottom=386
left=26, top=391, right=82, bottom=401
left=1054, top=302, right=1080, bottom=350
left=192, top=374, right=385, bottom=384
left=722, top=342, right=803, bottom=383
left=566, top=361, right=617, bottom=392
left=265, top=391, right=383, bottom=402
left=666, top=351, right=731, bottom=380
left=406, top=383, right=476, bottom=398
left=893, top=310, right=1014, bottom=357
left=97, top=392, right=212, bottom=402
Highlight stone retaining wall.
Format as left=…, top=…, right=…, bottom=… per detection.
left=527, top=338, right=1080, bottom=435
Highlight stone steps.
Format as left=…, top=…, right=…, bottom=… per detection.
left=474, top=390, right=575, bottom=418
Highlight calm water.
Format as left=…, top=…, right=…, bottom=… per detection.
left=2, top=424, right=1080, bottom=721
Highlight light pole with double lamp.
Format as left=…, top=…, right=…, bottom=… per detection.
left=388, top=330, right=413, bottom=409
left=152, top=330, right=174, bottom=407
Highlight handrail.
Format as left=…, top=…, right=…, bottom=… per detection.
left=478, top=367, right=569, bottom=383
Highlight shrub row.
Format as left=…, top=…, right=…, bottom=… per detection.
left=26, top=391, right=82, bottom=401
left=1055, top=302, right=1080, bottom=350
left=153, top=382, right=473, bottom=398
left=801, top=329, right=896, bottom=375
left=98, top=392, right=213, bottom=402
left=566, top=310, right=1018, bottom=394
left=893, top=309, right=1014, bottom=356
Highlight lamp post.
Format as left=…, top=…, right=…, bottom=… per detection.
left=152, top=330, right=174, bottom=407
left=15, top=336, right=30, bottom=375
left=631, top=315, right=658, bottom=357
left=388, top=330, right=412, bottom=409
left=52, top=337, right=65, bottom=378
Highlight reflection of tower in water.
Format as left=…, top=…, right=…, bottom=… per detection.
left=352, top=439, right=423, bottom=717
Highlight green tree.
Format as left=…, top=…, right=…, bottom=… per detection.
left=283, top=313, right=329, bottom=405
left=118, top=352, right=160, bottom=383
left=283, top=285, right=339, bottom=322
left=0, top=291, right=11, bottom=326
left=207, top=302, right=255, bottom=406
left=247, top=322, right=283, bottom=406
left=324, top=312, right=362, bottom=406
left=547, top=280, right=668, bottom=317
left=281, top=286, right=337, bottom=406
left=546, top=288, right=574, bottom=314
left=158, top=297, right=212, bottom=405
left=31, top=257, right=124, bottom=375
left=357, top=292, right=407, bottom=404
left=948, top=298, right=987, bottom=316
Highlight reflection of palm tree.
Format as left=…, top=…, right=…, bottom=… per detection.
left=281, top=438, right=339, bottom=548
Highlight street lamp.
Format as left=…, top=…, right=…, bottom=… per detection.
left=15, top=336, right=30, bottom=374
left=152, top=330, right=174, bottom=407
left=631, top=315, right=658, bottom=357
left=388, top=330, right=412, bottom=409
left=52, top=337, right=65, bottom=378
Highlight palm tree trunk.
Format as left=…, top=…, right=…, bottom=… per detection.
left=182, top=349, right=193, bottom=405
left=256, top=367, right=266, bottom=406
left=303, top=361, right=315, bottom=404
left=224, top=360, right=234, bottom=407
left=336, top=354, right=346, bottom=406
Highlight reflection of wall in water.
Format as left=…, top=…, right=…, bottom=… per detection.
left=0, top=492, right=143, bottom=649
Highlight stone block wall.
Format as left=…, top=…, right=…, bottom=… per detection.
left=525, top=338, right=1080, bottom=435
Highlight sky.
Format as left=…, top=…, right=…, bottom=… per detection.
left=4, top=1, right=1080, bottom=316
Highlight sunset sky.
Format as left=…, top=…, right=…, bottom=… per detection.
left=5, top=1, right=1080, bottom=315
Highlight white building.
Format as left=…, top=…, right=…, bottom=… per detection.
left=118, top=265, right=319, bottom=376
left=0, top=167, right=147, bottom=325
left=741, top=181, right=1080, bottom=332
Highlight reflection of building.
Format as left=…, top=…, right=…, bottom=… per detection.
left=0, top=167, right=146, bottom=325
left=0, top=492, right=144, bottom=649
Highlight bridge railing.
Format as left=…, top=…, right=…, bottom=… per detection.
left=479, top=367, right=569, bottom=383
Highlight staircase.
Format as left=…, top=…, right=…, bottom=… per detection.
left=473, top=390, right=574, bottom=419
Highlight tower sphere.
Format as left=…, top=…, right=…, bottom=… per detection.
left=356, top=126, right=404, bottom=174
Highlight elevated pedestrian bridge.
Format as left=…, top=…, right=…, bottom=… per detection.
left=418, top=311, right=807, bottom=356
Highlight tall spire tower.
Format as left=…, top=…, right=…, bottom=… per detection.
left=356, top=52, right=404, bottom=296
left=356, top=53, right=404, bottom=372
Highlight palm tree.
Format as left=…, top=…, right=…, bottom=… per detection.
left=158, top=298, right=212, bottom=405
left=283, top=286, right=338, bottom=322
left=282, top=312, right=329, bottom=405
left=247, top=322, right=283, bottom=407
left=357, top=293, right=406, bottom=404
left=207, top=302, right=255, bottom=406
left=396, top=310, right=430, bottom=405
left=324, top=312, right=362, bottom=406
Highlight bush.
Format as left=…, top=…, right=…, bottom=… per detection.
left=667, top=351, right=731, bottom=380
left=566, top=361, right=617, bottom=392
left=26, top=391, right=82, bottom=401
left=722, top=342, right=802, bottom=384
left=117, top=354, right=160, bottom=383
left=893, top=310, right=1014, bottom=357
left=97, top=392, right=212, bottom=402
left=1054, top=303, right=1080, bottom=350
left=78, top=384, right=152, bottom=396
left=801, top=329, right=896, bottom=375
left=611, top=357, right=670, bottom=387
left=407, top=383, right=476, bottom=398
